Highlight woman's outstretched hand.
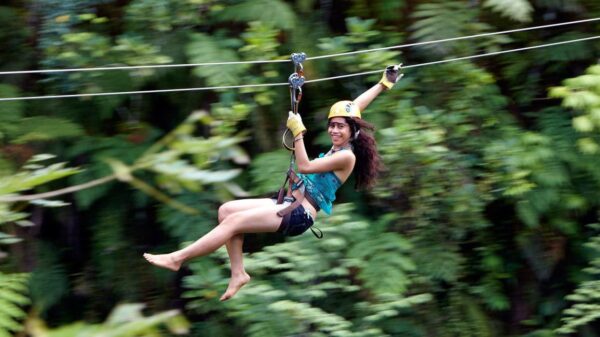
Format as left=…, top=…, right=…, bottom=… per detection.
left=286, top=111, right=306, bottom=137
left=379, top=64, right=404, bottom=89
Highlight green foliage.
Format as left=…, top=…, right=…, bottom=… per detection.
left=347, top=231, right=415, bottom=296
left=248, top=149, right=291, bottom=195
left=0, top=154, right=80, bottom=197
left=557, top=223, right=600, bottom=334
left=10, top=116, right=85, bottom=144
left=28, top=303, right=189, bottom=337
left=0, top=84, right=25, bottom=143
left=3, top=1, right=600, bottom=336
left=483, top=0, right=533, bottom=22
left=158, top=192, right=218, bottom=242
left=215, top=0, right=297, bottom=30
left=317, top=17, right=401, bottom=75
left=47, top=25, right=172, bottom=72
left=183, top=204, right=429, bottom=336
left=446, top=291, right=496, bottom=337
left=0, top=155, right=79, bottom=246
left=410, top=2, right=508, bottom=56
left=0, top=272, right=29, bottom=337
left=0, top=6, right=32, bottom=74
left=186, top=33, right=248, bottom=87
left=550, top=64, right=600, bottom=154
left=125, top=0, right=205, bottom=32
left=29, top=242, right=69, bottom=313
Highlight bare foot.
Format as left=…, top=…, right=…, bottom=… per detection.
left=143, top=253, right=181, bottom=271
left=220, top=273, right=251, bottom=301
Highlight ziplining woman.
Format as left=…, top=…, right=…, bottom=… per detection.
left=143, top=64, right=403, bottom=301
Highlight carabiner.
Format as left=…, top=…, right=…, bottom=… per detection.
left=288, top=72, right=304, bottom=115
left=291, top=52, right=306, bottom=74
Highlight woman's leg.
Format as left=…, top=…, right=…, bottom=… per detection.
left=143, top=202, right=284, bottom=270
left=218, top=199, right=275, bottom=275
left=221, top=234, right=249, bottom=301
left=218, top=199, right=276, bottom=300
left=144, top=198, right=281, bottom=300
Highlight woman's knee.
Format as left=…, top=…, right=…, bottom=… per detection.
left=219, top=212, right=246, bottom=235
left=218, top=198, right=274, bottom=224
left=218, top=202, right=235, bottom=223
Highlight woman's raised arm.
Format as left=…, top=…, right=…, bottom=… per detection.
left=353, top=64, right=403, bottom=112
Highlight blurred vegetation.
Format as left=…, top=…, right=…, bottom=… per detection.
left=0, top=0, right=600, bottom=336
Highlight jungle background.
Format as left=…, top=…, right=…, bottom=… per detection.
left=1, top=0, right=600, bottom=336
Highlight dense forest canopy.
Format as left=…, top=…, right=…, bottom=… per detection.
left=1, top=0, right=600, bottom=336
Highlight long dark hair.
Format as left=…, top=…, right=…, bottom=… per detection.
left=346, top=117, right=382, bottom=190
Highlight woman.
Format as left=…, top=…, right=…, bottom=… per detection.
left=143, top=64, right=403, bottom=301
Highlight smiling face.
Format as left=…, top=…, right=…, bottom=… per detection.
left=328, top=117, right=352, bottom=148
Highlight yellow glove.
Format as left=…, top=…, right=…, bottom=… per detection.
left=286, top=111, right=306, bottom=137
left=379, top=64, right=404, bottom=89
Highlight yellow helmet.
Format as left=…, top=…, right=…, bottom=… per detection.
left=328, top=100, right=361, bottom=119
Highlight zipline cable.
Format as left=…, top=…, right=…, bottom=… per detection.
left=0, top=82, right=289, bottom=102
left=0, top=17, right=598, bottom=76
left=1, top=35, right=599, bottom=202
left=306, top=17, right=600, bottom=61
left=305, top=35, right=600, bottom=83
left=1, top=35, right=598, bottom=102
left=0, top=59, right=290, bottom=76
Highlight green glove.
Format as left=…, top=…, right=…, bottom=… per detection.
left=379, top=64, right=404, bottom=89
left=286, top=111, right=306, bottom=137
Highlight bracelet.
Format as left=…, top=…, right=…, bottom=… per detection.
left=294, top=136, right=304, bottom=142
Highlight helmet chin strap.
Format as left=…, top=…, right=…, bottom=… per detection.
left=353, top=130, right=360, bottom=140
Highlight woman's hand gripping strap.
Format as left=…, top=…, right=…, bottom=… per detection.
left=286, top=111, right=306, bottom=138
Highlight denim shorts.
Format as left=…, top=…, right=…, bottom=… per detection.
left=277, top=204, right=314, bottom=237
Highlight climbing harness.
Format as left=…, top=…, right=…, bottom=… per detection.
left=276, top=52, right=323, bottom=239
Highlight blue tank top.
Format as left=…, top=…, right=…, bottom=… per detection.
left=295, top=152, right=346, bottom=215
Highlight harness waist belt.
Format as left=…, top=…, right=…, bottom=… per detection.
left=303, top=191, right=321, bottom=212
left=276, top=168, right=320, bottom=217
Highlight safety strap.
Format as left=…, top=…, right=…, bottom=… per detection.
left=276, top=168, right=305, bottom=217
left=277, top=52, right=323, bottom=238
left=275, top=167, right=323, bottom=239
left=310, top=226, right=323, bottom=239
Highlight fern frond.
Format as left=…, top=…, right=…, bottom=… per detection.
left=483, top=0, right=533, bottom=22
left=557, top=225, right=600, bottom=334
left=410, top=2, right=491, bottom=56
left=10, top=116, right=85, bottom=144
left=347, top=232, right=415, bottom=296
left=186, top=33, right=248, bottom=86
left=29, top=243, right=69, bottom=313
left=215, top=0, right=296, bottom=30
left=0, top=272, right=29, bottom=336
left=535, top=32, right=597, bottom=63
